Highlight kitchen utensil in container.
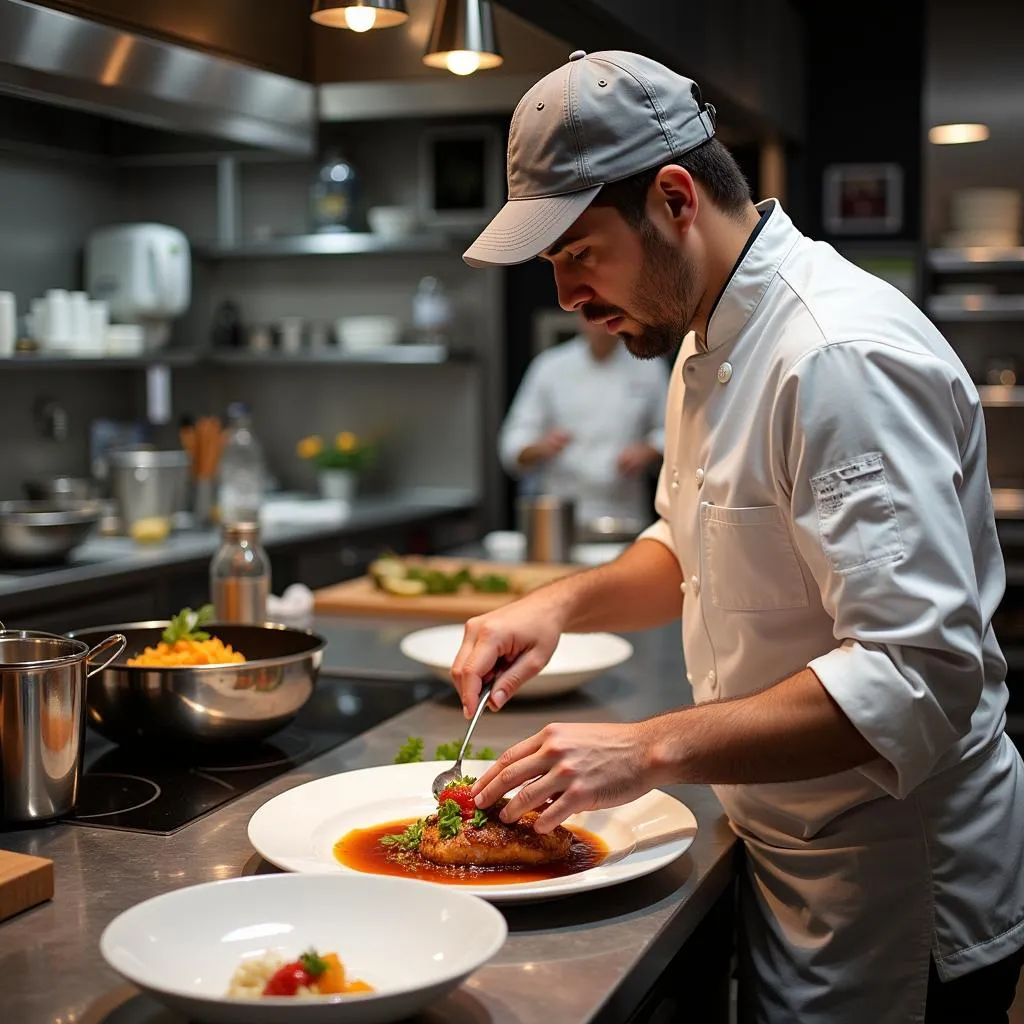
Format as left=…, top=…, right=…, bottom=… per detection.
left=0, top=500, right=102, bottom=565
left=109, top=447, right=188, bottom=542
left=67, top=622, right=325, bottom=744
left=516, top=495, right=576, bottom=563
left=181, top=416, right=224, bottom=525
left=0, top=629, right=125, bottom=822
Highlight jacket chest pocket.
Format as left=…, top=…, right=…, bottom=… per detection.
left=701, top=503, right=809, bottom=612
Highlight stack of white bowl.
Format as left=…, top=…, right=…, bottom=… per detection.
left=943, top=188, right=1022, bottom=249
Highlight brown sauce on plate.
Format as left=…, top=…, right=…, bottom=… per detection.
left=334, top=818, right=608, bottom=885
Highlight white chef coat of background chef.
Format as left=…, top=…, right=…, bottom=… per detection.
left=641, top=201, right=1024, bottom=1022
left=499, top=335, right=669, bottom=525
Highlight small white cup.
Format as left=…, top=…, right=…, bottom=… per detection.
left=44, top=289, right=72, bottom=349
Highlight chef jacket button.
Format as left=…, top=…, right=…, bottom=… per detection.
left=686, top=671, right=693, bottom=683
left=717, top=361, right=733, bottom=384
left=690, top=575, right=700, bottom=595
left=695, top=467, right=705, bottom=487
left=707, top=669, right=716, bottom=684
left=679, top=580, right=687, bottom=593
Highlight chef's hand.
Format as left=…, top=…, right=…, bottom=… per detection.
left=616, top=442, right=660, bottom=477
left=470, top=722, right=656, bottom=833
left=450, top=592, right=567, bottom=718
left=518, top=429, right=572, bottom=468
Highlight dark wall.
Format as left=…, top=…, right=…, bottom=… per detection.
left=794, top=0, right=925, bottom=243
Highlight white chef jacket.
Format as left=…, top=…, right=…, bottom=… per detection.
left=641, top=200, right=1024, bottom=1022
left=499, top=336, right=669, bottom=525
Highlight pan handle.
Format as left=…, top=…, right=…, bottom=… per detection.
left=85, top=634, right=127, bottom=677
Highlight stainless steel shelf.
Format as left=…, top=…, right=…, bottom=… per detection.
left=194, top=233, right=461, bottom=259
left=0, top=352, right=200, bottom=370
left=206, top=345, right=457, bottom=366
left=978, top=386, right=1024, bottom=408
left=0, top=347, right=466, bottom=370
left=928, top=247, right=1024, bottom=272
left=927, top=294, right=1024, bottom=321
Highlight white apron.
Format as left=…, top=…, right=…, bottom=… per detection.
left=642, top=201, right=1024, bottom=1022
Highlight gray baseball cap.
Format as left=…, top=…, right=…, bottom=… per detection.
left=463, top=49, right=716, bottom=269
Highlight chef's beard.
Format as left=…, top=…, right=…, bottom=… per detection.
left=582, top=218, right=699, bottom=360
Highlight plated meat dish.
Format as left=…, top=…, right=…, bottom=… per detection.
left=334, top=777, right=606, bottom=885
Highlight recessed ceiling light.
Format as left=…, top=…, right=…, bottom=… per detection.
left=928, top=123, right=990, bottom=145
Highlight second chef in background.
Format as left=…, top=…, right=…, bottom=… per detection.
left=499, top=310, right=669, bottom=528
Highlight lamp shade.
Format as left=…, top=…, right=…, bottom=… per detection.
left=423, top=0, right=503, bottom=75
left=311, top=0, right=409, bottom=31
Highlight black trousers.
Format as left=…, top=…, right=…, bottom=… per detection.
left=925, top=945, right=1024, bottom=1023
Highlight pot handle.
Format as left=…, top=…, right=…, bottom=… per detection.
left=86, top=634, right=127, bottom=677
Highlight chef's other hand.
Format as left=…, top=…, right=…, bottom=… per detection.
left=616, top=442, right=659, bottom=477
left=450, top=593, right=566, bottom=718
left=471, top=722, right=656, bottom=833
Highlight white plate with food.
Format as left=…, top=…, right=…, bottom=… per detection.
left=399, top=624, right=634, bottom=700
left=247, top=761, right=697, bottom=904
left=100, top=873, right=506, bottom=1024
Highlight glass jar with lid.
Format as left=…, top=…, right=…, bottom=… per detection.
left=210, top=522, right=270, bottom=624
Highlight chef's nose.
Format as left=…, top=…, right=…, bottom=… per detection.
left=552, top=265, right=593, bottom=312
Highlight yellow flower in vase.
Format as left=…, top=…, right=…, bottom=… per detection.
left=296, top=435, right=324, bottom=460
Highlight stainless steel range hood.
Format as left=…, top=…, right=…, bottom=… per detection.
left=0, top=0, right=315, bottom=155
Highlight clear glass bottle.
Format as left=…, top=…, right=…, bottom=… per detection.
left=218, top=401, right=264, bottom=526
left=210, top=522, right=270, bottom=624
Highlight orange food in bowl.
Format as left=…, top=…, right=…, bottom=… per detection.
left=127, top=637, right=245, bottom=668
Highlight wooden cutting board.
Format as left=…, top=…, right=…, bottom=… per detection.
left=314, top=557, right=580, bottom=621
left=0, top=850, right=54, bottom=923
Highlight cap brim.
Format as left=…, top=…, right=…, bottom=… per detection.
left=463, top=186, right=602, bottom=268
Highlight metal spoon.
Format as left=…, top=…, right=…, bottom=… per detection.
left=431, top=666, right=502, bottom=798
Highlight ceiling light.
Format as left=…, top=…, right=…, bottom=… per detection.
left=423, top=0, right=503, bottom=76
left=928, top=123, right=990, bottom=145
left=310, top=0, right=409, bottom=31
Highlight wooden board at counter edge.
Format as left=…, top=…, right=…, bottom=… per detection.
left=313, top=557, right=581, bottom=620
left=0, top=850, right=54, bottom=923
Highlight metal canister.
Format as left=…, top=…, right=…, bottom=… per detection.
left=210, top=522, right=271, bottom=624
left=516, top=495, right=576, bottom=563
left=0, top=631, right=124, bottom=822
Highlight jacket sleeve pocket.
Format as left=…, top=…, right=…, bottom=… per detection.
left=810, top=452, right=904, bottom=574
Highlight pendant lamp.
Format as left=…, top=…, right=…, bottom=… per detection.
left=311, top=0, right=409, bottom=32
left=423, top=0, right=503, bottom=76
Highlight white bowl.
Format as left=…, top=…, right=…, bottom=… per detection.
left=100, top=873, right=507, bottom=1024
left=399, top=624, right=633, bottom=700
left=335, top=315, right=401, bottom=352
left=367, top=206, right=418, bottom=239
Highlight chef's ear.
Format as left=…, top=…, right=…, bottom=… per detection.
left=648, top=165, right=699, bottom=236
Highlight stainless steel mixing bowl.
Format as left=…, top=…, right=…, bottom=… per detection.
left=0, top=500, right=101, bottom=565
left=66, top=622, right=326, bottom=744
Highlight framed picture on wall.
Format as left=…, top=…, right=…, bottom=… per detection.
left=532, top=309, right=580, bottom=356
left=823, top=163, right=903, bottom=235
left=419, top=125, right=504, bottom=230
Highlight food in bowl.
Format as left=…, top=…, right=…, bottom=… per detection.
left=126, top=605, right=246, bottom=667
left=227, top=947, right=372, bottom=999
left=333, top=774, right=607, bottom=885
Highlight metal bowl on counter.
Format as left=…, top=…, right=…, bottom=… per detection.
left=577, top=516, right=646, bottom=544
left=0, top=500, right=102, bottom=565
left=23, top=475, right=99, bottom=503
left=66, top=622, right=327, bottom=745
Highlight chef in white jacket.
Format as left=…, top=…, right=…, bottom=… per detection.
left=453, top=50, right=1024, bottom=1023
left=499, top=311, right=669, bottom=527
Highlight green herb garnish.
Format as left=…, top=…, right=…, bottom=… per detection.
left=393, top=736, right=425, bottom=764
left=161, top=604, right=215, bottom=645
left=299, top=949, right=328, bottom=976
left=392, top=737, right=496, bottom=764
left=451, top=774, right=477, bottom=787
left=380, top=818, right=424, bottom=851
left=437, top=799, right=463, bottom=839
left=470, top=809, right=489, bottom=829
left=471, top=573, right=511, bottom=593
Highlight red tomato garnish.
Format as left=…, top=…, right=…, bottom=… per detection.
left=263, top=962, right=314, bottom=996
left=438, top=785, right=476, bottom=818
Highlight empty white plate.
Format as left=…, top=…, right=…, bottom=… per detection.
left=399, top=623, right=634, bottom=699
left=100, top=873, right=507, bottom=1024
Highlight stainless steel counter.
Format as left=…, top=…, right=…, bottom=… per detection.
left=0, top=616, right=737, bottom=1024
